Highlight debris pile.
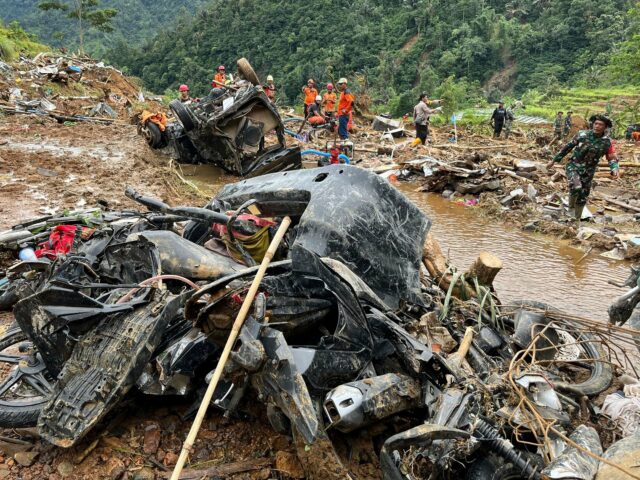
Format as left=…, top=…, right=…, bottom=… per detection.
left=0, top=52, right=161, bottom=124
left=1, top=166, right=640, bottom=479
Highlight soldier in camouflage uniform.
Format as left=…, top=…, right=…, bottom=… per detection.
left=504, top=104, right=516, bottom=139
left=553, top=111, right=564, bottom=142
left=563, top=111, right=573, bottom=137
left=547, top=114, right=620, bottom=220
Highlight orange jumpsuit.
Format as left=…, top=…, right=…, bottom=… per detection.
left=322, top=92, right=337, bottom=114
left=213, top=72, right=226, bottom=87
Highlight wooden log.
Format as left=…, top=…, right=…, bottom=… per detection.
left=422, top=233, right=475, bottom=298
left=166, top=458, right=272, bottom=479
left=465, top=252, right=503, bottom=287
left=498, top=168, right=533, bottom=183
left=594, top=193, right=640, bottom=214
left=429, top=143, right=519, bottom=150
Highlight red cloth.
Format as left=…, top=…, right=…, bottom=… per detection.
left=308, top=115, right=326, bottom=126
left=35, top=225, right=93, bottom=259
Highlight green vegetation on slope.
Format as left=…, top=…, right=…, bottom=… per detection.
left=0, top=0, right=208, bottom=57
left=0, top=21, right=48, bottom=62
left=105, top=0, right=639, bottom=115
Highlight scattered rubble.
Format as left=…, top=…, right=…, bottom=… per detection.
left=0, top=166, right=640, bottom=479
left=2, top=52, right=640, bottom=480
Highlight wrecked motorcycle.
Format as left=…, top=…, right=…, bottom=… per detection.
left=0, top=166, right=616, bottom=479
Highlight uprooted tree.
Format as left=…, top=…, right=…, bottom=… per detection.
left=37, top=0, right=117, bottom=53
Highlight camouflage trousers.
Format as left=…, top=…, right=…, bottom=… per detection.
left=566, top=161, right=595, bottom=206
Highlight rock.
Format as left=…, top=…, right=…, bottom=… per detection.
left=57, top=460, right=74, bottom=477
left=133, top=466, right=156, bottom=480
left=163, top=451, right=178, bottom=467
left=523, top=222, right=537, bottom=232
left=275, top=451, right=304, bottom=479
left=143, top=424, right=161, bottom=455
left=0, top=440, right=32, bottom=457
left=251, top=468, right=272, bottom=480
left=596, top=432, right=640, bottom=480
left=372, top=115, right=401, bottom=132
left=14, top=451, right=38, bottom=467
left=106, top=457, right=125, bottom=480
left=514, top=159, right=537, bottom=172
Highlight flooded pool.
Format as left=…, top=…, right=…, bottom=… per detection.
left=397, top=184, right=628, bottom=320
left=187, top=163, right=628, bottom=320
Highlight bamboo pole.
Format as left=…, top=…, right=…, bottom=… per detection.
left=170, top=216, right=292, bottom=480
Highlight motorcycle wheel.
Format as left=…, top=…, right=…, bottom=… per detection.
left=502, top=300, right=613, bottom=397
left=0, top=325, right=54, bottom=427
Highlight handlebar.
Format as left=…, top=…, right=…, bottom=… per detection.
left=125, top=187, right=230, bottom=225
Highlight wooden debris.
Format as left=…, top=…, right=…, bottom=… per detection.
left=465, top=252, right=503, bottom=287
left=166, top=458, right=272, bottom=479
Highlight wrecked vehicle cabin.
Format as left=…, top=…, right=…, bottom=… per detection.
left=139, top=58, right=302, bottom=177
left=1, top=165, right=639, bottom=480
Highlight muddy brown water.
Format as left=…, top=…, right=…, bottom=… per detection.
left=187, top=164, right=629, bottom=321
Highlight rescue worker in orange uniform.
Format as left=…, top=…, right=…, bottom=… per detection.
left=302, top=79, right=318, bottom=117
left=307, top=95, right=327, bottom=126
left=264, top=75, right=277, bottom=102
left=336, top=78, right=354, bottom=140
left=212, top=65, right=226, bottom=88
left=322, top=83, right=337, bottom=119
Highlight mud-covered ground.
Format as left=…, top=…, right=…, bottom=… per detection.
left=0, top=116, right=207, bottom=231
left=1, top=61, right=640, bottom=477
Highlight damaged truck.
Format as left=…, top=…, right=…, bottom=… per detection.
left=139, top=58, right=302, bottom=177
left=0, top=165, right=625, bottom=479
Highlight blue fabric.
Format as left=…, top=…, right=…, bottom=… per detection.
left=338, top=115, right=349, bottom=139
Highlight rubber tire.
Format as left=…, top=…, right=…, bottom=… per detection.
left=237, top=57, right=260, bottom=85
left=0, top=326, right=50, bottom=427
left=143, top=121, right=163, bottom=148
left=169, top=100, right=197, bottom=132
left=504, top=300, right=613, bottom=397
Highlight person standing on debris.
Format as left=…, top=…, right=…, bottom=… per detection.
left=336, top=78, right=355, bottom=140
left=411, top=93, right=442, bottom=146
left=302, top=79, right=318, bottom=117
left=490, top=102, right=507, bottom=138
left=564, top=111, right=573, bottom=137
left=213, top=65, right=226, bottom=88
left=264, top=75, right=277, bottom=102
left=322, top=83, right=337, bottom=118
left=553, top=111, right=564, bottom=141
left=178, top=84, right=192, bottom=104
left=547, top=114, right=620, bottom=221
left=503, top=104, right=516, bottom=139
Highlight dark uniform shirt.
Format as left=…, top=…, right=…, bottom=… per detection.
left=491, top=107, right=506, bottom=124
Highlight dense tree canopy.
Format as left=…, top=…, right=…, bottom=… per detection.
left=3, top=0, right=638, bottom=113
left=103, top=0, right=637, bottom=111
left=0, top=0, right=208, bottom=56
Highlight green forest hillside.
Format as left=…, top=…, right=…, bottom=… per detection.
left=0, top=0, right=208, bottom=56
left=105, top=0, right=639, bottom=113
